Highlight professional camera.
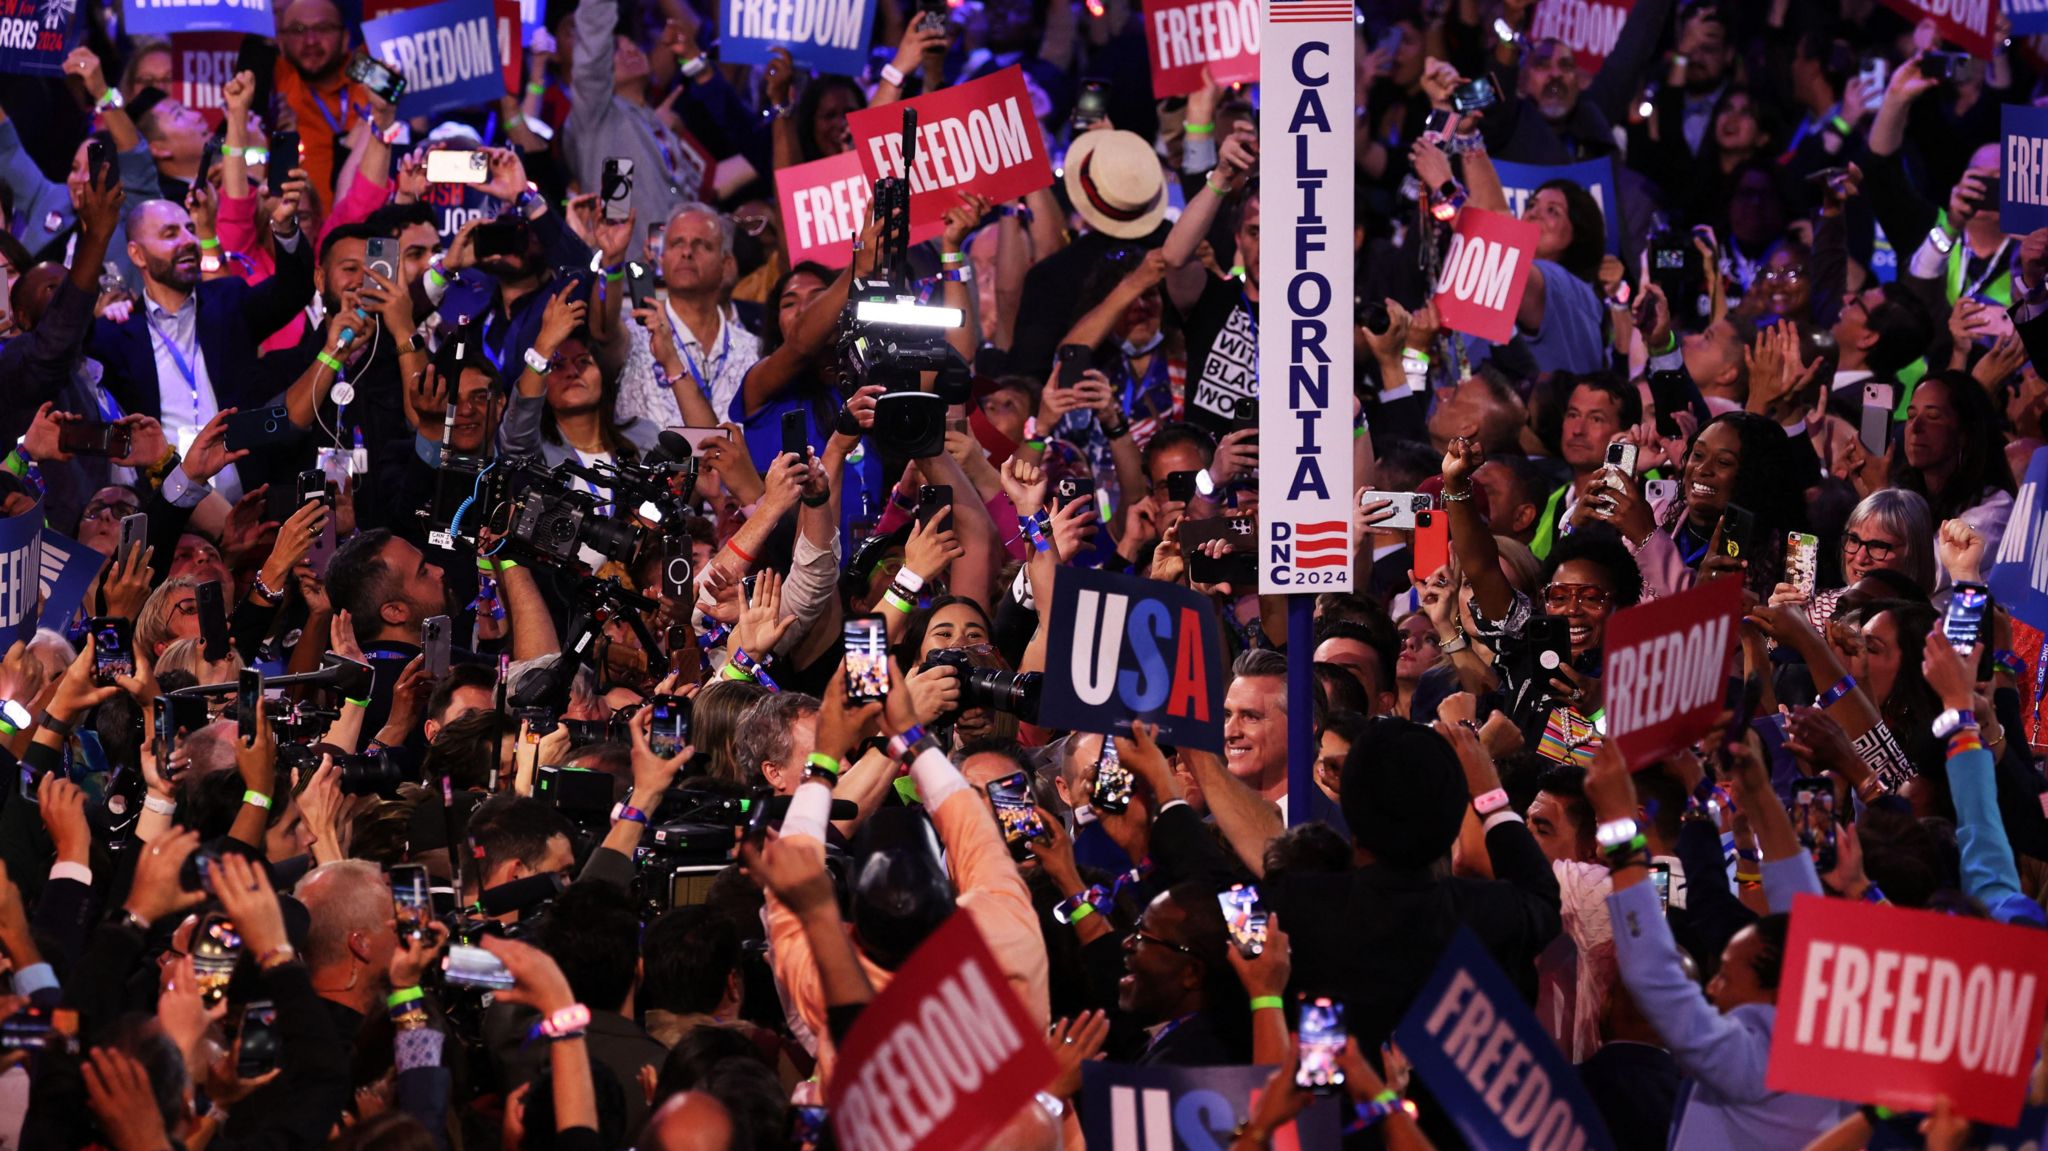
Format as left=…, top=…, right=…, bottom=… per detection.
left=499, top=471, right=645, bottom=568
left=919, top=648, right=1043, bottom=723
left=335, top=750, right=406, bottom=797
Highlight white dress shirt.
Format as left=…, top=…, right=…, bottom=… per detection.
left=616, top=301, right=762, bottom=428
left=144, top=294, right=242, bottom=502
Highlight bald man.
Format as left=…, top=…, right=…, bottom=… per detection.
left=638, top=1093, right=734, bottom=1151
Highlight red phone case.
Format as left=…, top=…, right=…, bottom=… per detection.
left=1412, top=513, right=1450, bottom=577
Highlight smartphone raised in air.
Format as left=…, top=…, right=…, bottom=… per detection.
left=345, top=52, right=406, bottom=103
left=600, top=157, right=634, bottom=222
left=426, top=149, right=488, bottom=184
left=987, top=770, right=1046, bottom=855
left=390, top=862, right=432, bottom=945
left=648, top=694, right=691, bottom=759
left=197, top=580, right=230, bottom=661
left=1860, top=383, right=1895, bottom=456
left=842, top=615, right=891, bottom=703
left=89, top=617, right=134, bottom=685
left=916, top=485, right=953, bottom=533
left=1649, top=861, right=1671, bottom=913
left=1217, top=883, right=1267, bottom=958
left=238, top=668, right=263, bottom=743
left=57, top=420, right=132, bottom=458
left=236, top=1001, right=280, bottom=1078
left=192, top=912, right=242, bottom=1008
left=266, top=131, right=300, bottom=197
left=1945, top=582, right=1991, bottom=653
left=1294, top=997, right=1348, bottom=1092
left=1090, top=735, right=1132, bottom=813
left=442, top=943, right=515, bottom=989
left=422, top=614, right=451, bottom=679
left=1785, top=532, right=1821, bottom=599
left=1791, top=778, right=1837, bottom=872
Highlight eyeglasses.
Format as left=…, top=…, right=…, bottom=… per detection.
left=84, top=498, right=140, bottom=519
left=279, top=21, right=342, bottom=37
left=549, top=351, right=597, bottom=374
left=1757, top=265, right=1806, bottom=284
left=1841, top=531, right=1897, bottom=561
left=1543, top=583, right=1612, bottom=610
left=453, top=391, right=492, bottom=413
left=732, top=213, right=772, bottom=237
left=1128, top=930, right=1194, bottom=956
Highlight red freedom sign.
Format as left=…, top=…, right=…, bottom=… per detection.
left=168, top=33, right=245, bottom=130
left=1769, top=894, right=2048, bottom=1125
left=775, top=150, right=944, bottom=268
left=1528, top=0, right=1637, bottom=76
left=826, top=913, right=1057, bottom=1151
left=1431, top=208, right=1540, bottom=345
left=1876, top=0, right=1995, bottom=58
left=1144, top=0, right=1259, bottom=98
left=1599, top=575, right=1741, bottom=769
left=845, top=66, right=1056, bottom=232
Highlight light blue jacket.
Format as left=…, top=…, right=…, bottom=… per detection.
left=0, top=118, right=160, bottom=284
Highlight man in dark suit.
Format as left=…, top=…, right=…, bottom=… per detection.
left=86, top=195, right=315, bottom=502
left=1118, top=881, right=1249, bottom=1067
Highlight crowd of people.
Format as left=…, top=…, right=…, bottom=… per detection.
left=0, top=0, right=2045, bottom=1147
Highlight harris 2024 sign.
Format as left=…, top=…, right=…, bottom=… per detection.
left=1040, top=567, right=1227, bottom=753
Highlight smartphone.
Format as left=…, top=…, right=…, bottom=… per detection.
left=266, top=130, right=300, bottom=197
left=191, top=912, right=241, bottom=1008
left=1716, top=503, right=1755, bottom=560
left=1232, top=395, right=1260, bottom=432
left=1859, top=56, right=1888, bottom=97
left=1649, top=861, right=1671, bottom=912
left=1921, top=50, right=1967, bottom=82
left=154, top=693, right=209, bottom=761
left=236, top=1001, right=280, bottom=1078
left=1217, top=883, right=1267, bottom=958
left=364, top=235, right=398, bottom=285
left=1422, top=107, right=1453, bottom=139
left=471, top=216, right=527, bottom=259
left=1804, top=165, right=1853, bottom=187
left=1604, top=440, right=1639, bottom=479
left=600, top=157, right=635, bottom=223
left=57, top=420, right=132, bottom=457
left=1945, top=582, right=1991, bottom=653
left=0, top=1005, right=78, bottom=1054
left=1056, top=343, right=1091, bottom=388
left=1072, top=80, right=1108, bottom=130
left=1450, top=74, right=1497, bottom=113
left=1785, top=532, right=1820, bottom=599
left=792, top=1106, right=828, bottom=1151
left=1644, top=478, right=1678, bottom=504
left=389, top=863, right=432, bottom=944
left=1090, top=735, right=1132, bottom=813
left=1791, top=778, right=1837, bottom=872
left=84, top=138, right=111, bottom=188
left=422, top=614, right=451, bottom=679
left=1648, top=229, right=1700, bottom=323
left=1860, top=383, right=1895, bottom=456
left=648, top=694, right=691, bottom=758
left=1181, top=515, right=1258, bottom=585
left=916, top=0, right=947, bottom=33
left=223, top=406, right=297, bottom=452
left=1053, top=474, right=1097, bottom=512
left=1524, top=615, right=1570, bottom=698
left=916, top=485, right=953, bottom=533
left=987, top=770, right=1047, bottom=854
left=238, top=667, right=262, bottom=743
left=627, top=260, right=657, bottom=310
left=1360, top=491, right=1430, bottom=531
left=197, top=580, right=229, bottom=661
left=1723, top=673, right=1761, bottom=756
left=781, top=409, right=808, bottom=464
left=442, top=943, right=516, bottom=989
left=345, top=52, right=407, bottom=103
left=89, top=617, right=134, bottom=685
left=1294, top=997, right=1348, bottom=1092
left=1165, top=471, right=1198, bottom=504
left=1644, top=369, right=1689, bottom=438
left=426, top=149, right=489, bottom=184
left=841, top=615, right=891, bottom=704
left=1412, top=510, right=1449, bottom=578
left=118, top=511, right=149, bottom=560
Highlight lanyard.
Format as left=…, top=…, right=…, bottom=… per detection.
left=1238, top=291, right=1258, bottom=342
left=673, top=309, right=727, bottom=397
left=1143, top=1012, right=1200, bottom=1057
left=146, top=312, right=202, bottom=426
left=1121, top=344, right=1169, bottom=415
left=479, top=311, right=506, bottom=374
left=311, top=89, right=353, bottom=135
left=1674, top=521, right=1710, bottom=567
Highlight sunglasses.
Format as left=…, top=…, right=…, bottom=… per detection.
left=1543, top=583, right=1612, bottom=610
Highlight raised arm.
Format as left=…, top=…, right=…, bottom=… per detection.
left=1439, top=437, right=1512, bottom=620
left=1161, top=129, right=1252, bottom=312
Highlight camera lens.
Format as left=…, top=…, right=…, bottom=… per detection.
left=337, top=751, right=406, bottom=797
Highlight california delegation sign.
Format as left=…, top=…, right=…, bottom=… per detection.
left=1256, top=0, right=1353, bottom=594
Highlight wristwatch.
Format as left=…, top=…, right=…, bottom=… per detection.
left=1932, top=708, right=1977, bottom=739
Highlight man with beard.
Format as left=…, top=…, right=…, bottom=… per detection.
left=271, top=0, right=369, bottom=204
left=1479, top=0, right=1671, bottom=166
left=325, top=526, right=458, bottom=738
left=424, top=148, right=593, bottom=376
left=87, top=196, right=315, bottom=504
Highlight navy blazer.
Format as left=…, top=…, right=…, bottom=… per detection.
left=86, top=233, right=316, bottom=421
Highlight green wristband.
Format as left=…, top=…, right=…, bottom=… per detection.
left=387, top=986, right=425, bottom=1008
left=1250, top=996, right=1285, bottom=1012
left=317, top=351, right=345, bottom=373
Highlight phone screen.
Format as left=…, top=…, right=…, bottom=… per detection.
left=192, top=913, right=241, bottom=1007
left=1792, top=781, right=1836, bottom=872
left=649, top=694, right=691, bottom=758
left=1294, top=998, right=1348, bottom=1091
left=90, top=618, right=134, bottom=684
left=1217, top=884, right=1267, bottom=958
left=390, top=864, right=431, bottom=943
left=988, top=771, right=1046, bottom=850
left=442, top=943, right=515, bottom=989
left=237, top=1001, right=280, bottom=1078
left=1090, top=737, right=1132, bottom=813
left=842, top=616, right=891, bottom=703
left=238, top=668, right=263, bottom=743
left=1785, top=533, right=1821, bottom=598
left=1945, top=583, right=1990, bottom=652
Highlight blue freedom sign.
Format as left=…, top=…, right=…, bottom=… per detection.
left=1080, top=1063, right=1343, bottom=1150
left=0, top=499, right=41, bottom=641
left=0, top=0, right=85, bottom=77
left=362, top=0, right=504, bottom=119
left=1394, top=927, right=1616, bottom=1151
left=127, top=0, right=273, bottom=39
left=35, top=528, right=100, bottom=633
left=1990, top=446, right=2048, bottom=635
left=2011, top=0, right=2048, bottom=36
left=1493, top=157, right=1624, bottom=256
left=2002, top=104, right=2048, bottom=236
left=719, top=0, right=874, bottom=76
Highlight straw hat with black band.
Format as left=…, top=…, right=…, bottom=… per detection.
left=1063, top=129, right=1168, bottom=240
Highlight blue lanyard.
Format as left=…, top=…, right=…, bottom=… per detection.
left=311, top=90, right=352, bottom=135
left=479, top=312, right=506, bottom=374
left=1143, top=1012, right=1199, bottom=1057
left=1122, top=345, right=1168, bottom=414
left=1238, top=291, right=1257, bottom=340
left=146, top=312, right=203, bottom=424
left=676, top=315, right=726, bottom=397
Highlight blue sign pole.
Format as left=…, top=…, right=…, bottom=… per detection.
left=1287, top=594, right=1314, bottom=825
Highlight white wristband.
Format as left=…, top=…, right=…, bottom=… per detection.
left=523, top=347, right=552, bottom=376
left=144, top=794, right=177, bottom=815
left=880, top=62, right=906, bottom=86
left=782, top=778, right=833, bottom=843
left=893, top=566, right=926, bottom=594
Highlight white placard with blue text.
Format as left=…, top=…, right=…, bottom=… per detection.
left=128, top=0, right=273, bottom=38
left=362, top=0, right=505, bottom=119
left=1257, top=0, right=1353, bottom=594
left=720, top=0, right=875, bottom=76
left=2003, top=104, right=2048, bottom=236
